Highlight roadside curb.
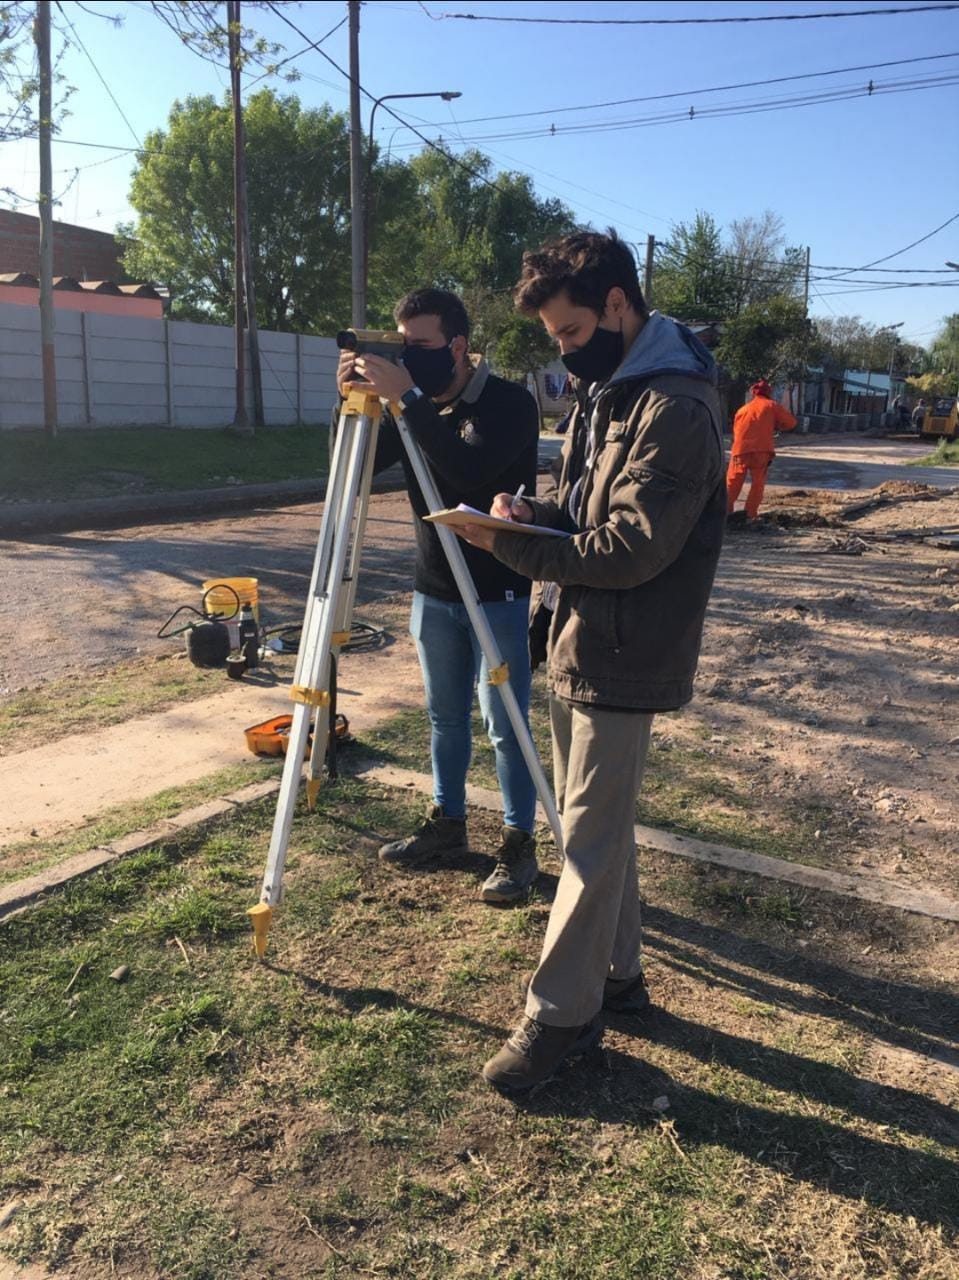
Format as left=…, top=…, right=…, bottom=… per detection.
left=0, top=468, right=406, bottom=538
left=4, top=762, right=959, bottom=927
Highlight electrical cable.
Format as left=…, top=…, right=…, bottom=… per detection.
left=53, top=0, right=142, bottom=146
left=265, top=1, right=500, bottom=192
left=432, top=50, right=959, bottom=127
left=431, top=4, right=959, bottom=25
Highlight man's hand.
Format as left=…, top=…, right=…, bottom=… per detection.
left=336, top=349, right=356, bottom=398
left=453, top=524, right=499, bottom=551
left=352, top=353, right=414, bottom=403
left=490, top=491, right=534, bottom=523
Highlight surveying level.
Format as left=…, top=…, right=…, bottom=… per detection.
left=248, top=377, right=565, bottom=959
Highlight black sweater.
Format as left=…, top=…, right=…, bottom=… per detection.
left=373, top=365, right=539, bottom=603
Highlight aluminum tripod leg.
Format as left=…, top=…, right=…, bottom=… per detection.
left=249, top=389, right=381, bottom=957
left=304, top=407, right=380, bottom=803
left=392, top=408, right=565, bottom=858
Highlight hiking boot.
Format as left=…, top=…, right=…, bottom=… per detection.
left=482, top=1015, right=603, bottom=1094
left=517, top=967, right=652, bottom=1017
left=377, top=804, right=468, bottom=867
left=480, top=827, right=539, bottom=903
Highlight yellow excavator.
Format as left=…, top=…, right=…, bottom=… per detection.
left=918, top=395, right=959, bottom=440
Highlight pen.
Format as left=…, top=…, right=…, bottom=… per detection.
left=509, top=483, right=526, bottom=520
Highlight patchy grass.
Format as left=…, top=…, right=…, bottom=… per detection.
left=0, top=652, right=257, bottom=755
left=0, top=424, right=330, bottom=504
left=1, top=777, right=957, bottom=1279
left=914, top=438, right=959, bottom=467
left=355, top=697, right=857, bottom=871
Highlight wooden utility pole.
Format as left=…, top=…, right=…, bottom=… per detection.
left=643, top=234, right=655, bottom=304
left=36, top=0, right=58, bottom=436
left=799, top=244, right=811, bottom=423
left=348, top=0, right=365, bottom=327
left=227, top=0, right=251, bottom=433
left=232, top=12, right=263, bottom=428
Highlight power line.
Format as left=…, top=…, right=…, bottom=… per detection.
left=431, top=3, right=959, bottom=25
left=53, top=1, right=142, bottom=147
left=265, top=1, right=500, bottom=191
left=246, top=14, right=349, bottom=88
left=382, top=71, right=959, bottom=147
left=426, top=50, right=959, bottom=127
left=819, top=210, right=959, bottom=280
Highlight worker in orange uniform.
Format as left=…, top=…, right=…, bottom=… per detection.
left=727, top=379, right=797, bottom=520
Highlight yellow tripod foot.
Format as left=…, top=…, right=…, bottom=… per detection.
left=306, top=777, right=323, bottom=810
left=248, top=902, right=273, bottom=959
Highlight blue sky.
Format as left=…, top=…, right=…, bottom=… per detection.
left=2, top=0, right=958, bottom=347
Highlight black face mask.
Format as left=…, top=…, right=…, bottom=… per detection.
left=561, top=317, right=624, bottom=385
left=401, top=342, right=457, bottom=398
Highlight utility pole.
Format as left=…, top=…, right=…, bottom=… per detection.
left=798, top=244, right=811, bottom=424
left=230, top=0, right=263, bottom=428
left=643, top=234, right=655, bottom=303
left=348, top=0, right=365, bottom=328
left=36, top=0, right=57, bottom=437
left=227, top=0, right=251, bottom=434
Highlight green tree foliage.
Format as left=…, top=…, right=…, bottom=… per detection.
left=123, top=96, right=577, bottom=337
left=717, top=296, right=811, bottom=383
left=493, top=311, right=558, bottom=424
left=651, top=212, right=732, bottom=322
left=929, top=313, right=959, bottom=377
left=650, top=209, right=803, bottom=322
left=907, top=370, right=957, bottom=398
left=123, top=90, right=363, bottom=330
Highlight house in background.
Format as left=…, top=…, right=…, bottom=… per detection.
left=0, top=273, right=163, bottom=320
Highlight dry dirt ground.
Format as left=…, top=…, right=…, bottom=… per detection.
left=688, top=481, right=959, bottom=899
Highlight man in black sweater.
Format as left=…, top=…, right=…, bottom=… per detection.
left=337, top=288, right=541, bottom=903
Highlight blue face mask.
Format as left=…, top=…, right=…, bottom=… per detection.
left=401, top=341, right=457, bottom=398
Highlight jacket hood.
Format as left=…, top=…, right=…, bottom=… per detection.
left=607, top=310, right=717, bottom=389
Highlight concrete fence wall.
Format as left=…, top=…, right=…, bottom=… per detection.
left=0, top=301, right=340, bottom=430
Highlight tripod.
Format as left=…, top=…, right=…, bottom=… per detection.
left=249, top=385, right=564, bottom=957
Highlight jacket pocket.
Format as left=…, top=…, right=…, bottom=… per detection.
left=568, top=586, right=619, bottom=650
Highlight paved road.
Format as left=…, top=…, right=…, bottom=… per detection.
left=538, top=432, right=958, bottom=491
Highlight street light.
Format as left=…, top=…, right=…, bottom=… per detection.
left=364, top=91, right=462, bottom=309
left=879, top=321, right=904, bottom=413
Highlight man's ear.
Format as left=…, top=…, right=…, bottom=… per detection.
left=604, top=286, right=627, bottom=318
left=451, top=333, right=469, bottom=363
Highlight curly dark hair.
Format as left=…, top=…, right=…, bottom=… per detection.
left=394, top=288, right=470, bottom=342
left=514, top=228, right=647, bottom=319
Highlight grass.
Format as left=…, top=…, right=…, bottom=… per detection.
left=914, top=437, right=959, bottom=467
left=356, top=695, right=857, bottom=872
left=0, top=424, right=330, bottom=504
left=0, top=652, right=242, bottom=756
left=1, top=777, right=956, bottom=1279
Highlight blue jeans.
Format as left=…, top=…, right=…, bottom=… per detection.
left=410, top=590, right=536, bottom=832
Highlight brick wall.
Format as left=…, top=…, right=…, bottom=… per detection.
left=0, top=210, right=127, bottom=281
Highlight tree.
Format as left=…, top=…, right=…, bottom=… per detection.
left=929, top=314, right=959, bottom=378
left=400, top=148, right=577, bottom=296
left=651, top=212, right=732, bottom=321
left=717, top=296, right=811, bottom=384
left=725, top=210, right=804, bottom=315
left=493, top=311, right=558, bottom=425
left=907, top=371, right=957, bottom=398
left=123, top=90, right=362, bottom=331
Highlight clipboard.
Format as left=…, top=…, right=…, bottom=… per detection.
left=423, top=504, right=571, bottom=539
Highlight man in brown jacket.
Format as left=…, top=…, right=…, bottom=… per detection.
left=456, top=230, right=725, bottom=1092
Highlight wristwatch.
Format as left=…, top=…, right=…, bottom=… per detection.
left=400, top=386, right=424, bottom=410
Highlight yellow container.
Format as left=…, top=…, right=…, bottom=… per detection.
left=202, top=577, right=259, bottom=622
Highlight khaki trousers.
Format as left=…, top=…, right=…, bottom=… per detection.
left=526, top=696, right=654, bottom=1028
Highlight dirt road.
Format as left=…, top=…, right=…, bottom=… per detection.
left=0, top=492, right=418, bottom=695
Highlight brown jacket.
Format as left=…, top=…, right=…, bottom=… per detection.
left=492, top=371, right=725, bottom=711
